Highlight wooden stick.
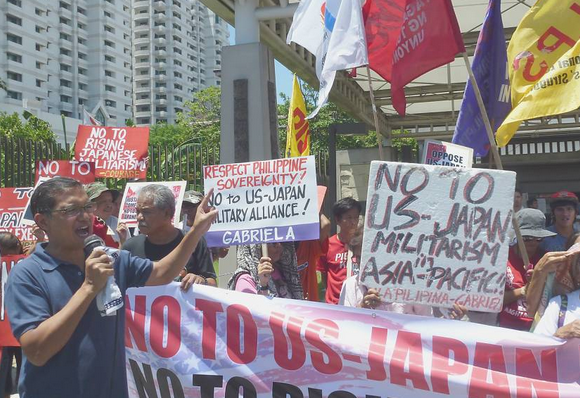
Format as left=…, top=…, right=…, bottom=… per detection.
left=461, top=53, right=530, bottom=267
left=261, top=243, right=269, bottom=258
left=365, top=65, right=385, bottom=161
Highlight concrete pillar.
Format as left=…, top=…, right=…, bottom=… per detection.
left=217, top=0, right=279, bottom=287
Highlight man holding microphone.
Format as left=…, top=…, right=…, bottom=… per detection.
left=5, top=177, right=217, bottom=398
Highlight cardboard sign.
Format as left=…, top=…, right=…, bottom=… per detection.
left=119, top=181, right=187, bottom=228
left=74, top=125, right=149, bottom=179
left=35, top=160, right=96, bottom=184
left=126, top=284, right=580, bottom=398
left=422, top=140, right=474, bottom=168
left=0, top=254, right=26, bottom=347
left=360, top=161, right=516, bottom=312
left=203, top=156, right=319, bottom=246
left=0, top=187, right=34, bottom=242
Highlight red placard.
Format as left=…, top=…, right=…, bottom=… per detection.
left=0, top=254, right=26, bottom=346
left=35, top=160, right=96, bottom=184
left=74, top=125, right=149, bottom=179
left=0, top=187, right=34, bottom=243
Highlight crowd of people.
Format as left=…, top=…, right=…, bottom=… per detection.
left=0, top=177, right=579, bottom=397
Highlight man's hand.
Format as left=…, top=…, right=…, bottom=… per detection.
left=192, top=188, right=218, bottom=235
left=180, top=273, right=206, bottom=291
left=83, top=249, right=114, bottom=295
left=361, top=288, right=381, bottom=309
left=258, top=257, right=274, bottom=288
left=533, top=252, right=569, bottom=275
left=32, top=224, right=46, bottom=242
left=116, top=222, right=129, bottom=245
left=555, top=320, right=580, bottom=339
left=448, top=303, right=467, bottom=320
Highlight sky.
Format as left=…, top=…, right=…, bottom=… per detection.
left=228, top=25, right=294, bottom=103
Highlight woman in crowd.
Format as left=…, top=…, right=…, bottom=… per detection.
left=533, top=233, right=580, bottom=338
left=228, top=242, right=303, bottom=299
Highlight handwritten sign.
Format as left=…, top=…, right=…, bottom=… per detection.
left=119, top=181, right=186, bottom=228
left=203, top=156, right=319, bottom=246
left=0, top=254, right=26, bottom=346
left=36, top=160, right=96, bottom=184
left=74, top=125, right=149, bottom=179
left=0, top=187, right=34, bottom=242
left=360, top=161, right=516, bottom=312
left=422, top=140, right=474, bottom=168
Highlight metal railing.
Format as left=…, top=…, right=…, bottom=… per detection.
left=0, top=136, right=330, bottom=190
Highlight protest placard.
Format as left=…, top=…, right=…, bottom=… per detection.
left=422, top=139, right=474, bottom=168
left=125, top=284, right=580, bottom=398
left=203, top=156, right=319, bottom=246
left=0, top=187, right=34, bottom=242
left=36, top=160, right=96, bottom=184
left=118, top=181, right=186, bottom=228
left=0, top=254, right=25, bottom=347
left=74, top=125, right=149, bottom=179
left=360, top=161, right=516, bottom=312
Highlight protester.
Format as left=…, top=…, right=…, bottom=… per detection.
left=179, top=190, right=204, bottom=233
left=540, top=190, right=579, bottom=252
left=84, top=182, right=128, bottom=248
left=295, top=214, right=331, bottom=301
left=5, top=177, right=217, bottom=398
left=318, top=197, right=361, bottom=304
left=123, top=185, right=217, bottom=289
left=533, top=234, right=580, bottom=338
left=0, top=232, right=23, bottom=398
left=514, top=188, right=523, bottom=213
left=498, top=209, right=559, bottom=331
left=526, top=233, right=579, bottom=320
left=527, top=197, right=538, bottom=210
left=229, top=242, right=303, bottom=299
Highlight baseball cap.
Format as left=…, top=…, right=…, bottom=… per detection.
left=550, top=190, right=579, bottom=210
left=84, top=182, right=119, bottom=202
left=513, top=208, right=557, bottom=239
left=182, top=190, right=203, bottom=205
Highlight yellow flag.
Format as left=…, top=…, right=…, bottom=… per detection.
left=496, top=2, right=580, bottom=146
left=285, top=75, right=310, bottom=158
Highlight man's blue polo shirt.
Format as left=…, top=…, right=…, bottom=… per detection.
left=5, top=243, right=153, bottom=398
left=539, top=225, right=579, bottom=252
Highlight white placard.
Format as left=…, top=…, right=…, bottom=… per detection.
left=360, top=161, right=516, bottom=312
left=422, top=139, right=474, bottom=168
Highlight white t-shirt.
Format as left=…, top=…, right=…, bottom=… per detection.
left=534, top=290, right=580, bottom=337
left=338, top=275, right=432, bottom=316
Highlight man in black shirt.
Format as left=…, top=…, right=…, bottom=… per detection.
left=123, top=185, right=217, bottom=289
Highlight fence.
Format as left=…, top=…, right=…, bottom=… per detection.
left=0, top=136, right=330, bottom=190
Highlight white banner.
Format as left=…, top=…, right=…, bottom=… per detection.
left=361, top=161, right=516, bottom=312
left=203, top=156, right=319, bottom=247
left=118, top=181, right=187, bottom=228
left=422, top=140, right=474, bottom=168
left=125, top=284, right=580, bottom=398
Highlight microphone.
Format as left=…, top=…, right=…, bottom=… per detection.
left=84, top=235, right=105, bottom=259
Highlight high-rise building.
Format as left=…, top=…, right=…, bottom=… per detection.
left=132, top=0, right=229, bottom=125
left=0, top=0, right=229, bottom=132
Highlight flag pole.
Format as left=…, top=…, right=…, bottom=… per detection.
left=365, top=65, right=385, bottom=161
left=461, top=52, right=530, bottom=266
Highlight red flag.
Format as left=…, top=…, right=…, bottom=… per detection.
left=365, top=0, right=465, bottom=115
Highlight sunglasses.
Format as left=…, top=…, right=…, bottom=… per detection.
left=523, top=236, right=544, bottom=242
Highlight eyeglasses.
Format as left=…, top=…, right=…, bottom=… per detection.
left=48, top=202, right=96, bottom=218
left=523, top=236, right=544, bottom=242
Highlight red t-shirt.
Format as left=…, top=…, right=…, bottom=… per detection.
left=317, top=234, right=349, bottom=304
left=499, top=247, right=542, bottom=331
left=296, top=240, right=322, bottom=302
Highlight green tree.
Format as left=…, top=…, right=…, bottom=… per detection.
left=176, top=86, right=221, bottom=148
left=0, top=111, right=56, bottom=141
left=125, top=118, right=136, bottom=127
left=149, top=123, right=190, bottom=147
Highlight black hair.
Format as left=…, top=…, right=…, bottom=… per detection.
left=332, top=197, right=362, bottom=220
left=526, top=197, right=537, bottom=207
left=31, top=177, right=82, bottom=215
left=514, top=188, right=522, bottom=195
left=0, top=232, right=23, bottom=255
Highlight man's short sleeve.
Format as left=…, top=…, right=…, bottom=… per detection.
left=533, top=296, right=561, bottom=337
left=5, top=264, right=51, bottom=340
left=187, top=238, right=216, bottom=279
